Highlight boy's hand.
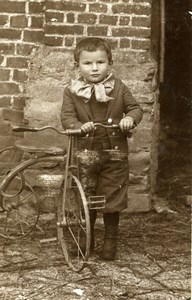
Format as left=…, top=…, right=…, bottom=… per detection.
left=119, top=116, right=134, bottom=131
left=81, top=121, right=94, bottom=133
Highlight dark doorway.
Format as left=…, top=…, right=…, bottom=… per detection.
left=157, top=0, right=192, bottom=199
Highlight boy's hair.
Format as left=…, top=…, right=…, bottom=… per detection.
left=74, top=37, right=113, bottom=65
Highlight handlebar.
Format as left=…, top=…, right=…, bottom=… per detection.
left=11, top=123, right=133, bottom=137
left=11, top=125, right=73, bottom=134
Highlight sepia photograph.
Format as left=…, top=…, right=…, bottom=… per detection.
left=0, top=0, right=191, bottom=299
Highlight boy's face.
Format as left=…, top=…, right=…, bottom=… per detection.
left=76, top=49, right=111, bottom=83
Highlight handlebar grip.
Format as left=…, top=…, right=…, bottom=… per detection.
left=12, top=125, right=38, bottom=132
left=66, top=129, right=82, bottom=136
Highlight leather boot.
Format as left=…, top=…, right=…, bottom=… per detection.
left=101, top=212, right=119, bottom=261
left=79, top=210, right=97, bottom=255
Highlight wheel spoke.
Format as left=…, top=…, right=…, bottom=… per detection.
left=68, top=227, right=85, bottom=259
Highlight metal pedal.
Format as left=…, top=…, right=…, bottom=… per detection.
left=88, top=195, right=106, bottom=210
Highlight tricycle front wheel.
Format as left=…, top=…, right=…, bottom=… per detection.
left=57, top=174, right=91, bottom=272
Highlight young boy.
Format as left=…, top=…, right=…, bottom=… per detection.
left=61, top=37, right=143, bottom=261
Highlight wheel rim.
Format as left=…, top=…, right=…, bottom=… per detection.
left=0, top=176, right=40, bottom=239
left=57, top=174, right=91, bottom=272
left=1, top=172, right=25, bottom=198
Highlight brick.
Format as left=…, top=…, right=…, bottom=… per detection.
left=44, top=36, right=63, bottom=47
left=0, top=55, right=4, bottom=65
left=6, top=56, right=28, bottom=69
left=13, top=69, right=28, bottom=83
left=132, top=16, right=151, bottom=28
left=0, top=43, right=15, bottom=55
left=29, top=1, right=45, bottom=14
left=120, top=38, right=131, bottom=48
left=132, top=39, right=150, bottom=50
left=112, top=4, right=151, bottom=15
left=78, top=14, right=97, bottom=25
left=16, top=43, right=37, bottom=56
left=0, top=82, right=20, bottom=95
left=132, top=0, right=152, bottom=4
left=99, top=15, right=118, bottom=25
left=46, top=12, right=64, bottom=23
left=89, top=3, right=107, bottom=13
left=65, top=37, right=75, bottom=47
left=12, top=96, right=26, bottom=110
left=0, top=96, right=11, bottom=107
left=30, top=16, right=44, bottom=29
left=0, top=29, right=22, bottom=40
left=46, top=25, right=83, bottom=35
left=87, top=26, right=108, bottom=36
left=10, top=15, right=28, bottom=28
left=112, top=27, right=151, bottom=38
left=0, top=69, right=10, bottom=81
left=46, top=1, right=86, bottom=12
left=67, top=13, right=75, bottom=23
left=119, top=16, right=130, bottom=26
left=23, top=30, right=44, bottom=43
left=2, top=108, right=24, bottom=123
left=0, top=1, right=25, bottom=13
left=0, top=14, right=8, bottom=26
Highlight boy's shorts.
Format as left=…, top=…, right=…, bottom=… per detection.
left=76, top=143, right=129, bottom=213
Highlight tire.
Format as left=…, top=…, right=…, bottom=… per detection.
left=0, top=173, right=40, bottom=239
left=57, top=174, right=91, bottom=272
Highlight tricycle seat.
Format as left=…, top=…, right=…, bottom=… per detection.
left=15, top=137, right=66, bottom=155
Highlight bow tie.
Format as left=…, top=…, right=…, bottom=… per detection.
left=70, top=73, right=115, bottom=103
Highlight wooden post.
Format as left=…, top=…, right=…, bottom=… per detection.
left=160, top=0, right=165, bottom=83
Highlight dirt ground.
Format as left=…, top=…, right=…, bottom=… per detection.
left=0, top=200, right=191, bottom=300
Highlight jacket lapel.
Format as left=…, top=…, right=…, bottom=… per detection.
left=106, top=80, right=119, bottom=117
left=75, top=97, right=93, bottom=119
left=106, top=98, right=114, bottom=117
left=82, top=101, right=93, bottom=119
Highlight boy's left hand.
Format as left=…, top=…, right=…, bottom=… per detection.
left=119, top=116, right=134, bottom=131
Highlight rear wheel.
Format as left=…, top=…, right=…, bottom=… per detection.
left=0, top=173, right=40, bottom=239
left=57, top=174, right=90, bottom=272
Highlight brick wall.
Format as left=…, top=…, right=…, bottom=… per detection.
left=44, top=0, right=151, bottom=50
left=0, top=0, right=159, bottom=212
left=0, top=0, right=45, bottom=172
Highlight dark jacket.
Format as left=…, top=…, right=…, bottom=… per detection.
left=61, top=78, right=143, bottom=152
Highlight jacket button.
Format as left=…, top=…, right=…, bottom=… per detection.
left=115, top=146, right=118, bottom=150
left=86, top=134, right=89, bottom=137
left=108, top=118, right=112, bottom=124
left=112, top=132, right=116, bottom=136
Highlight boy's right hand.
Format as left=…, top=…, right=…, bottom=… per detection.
left=81, top=121, right=94, bottom=133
